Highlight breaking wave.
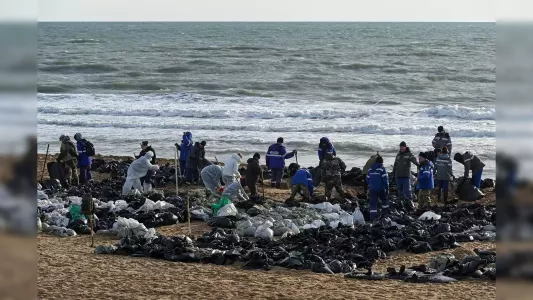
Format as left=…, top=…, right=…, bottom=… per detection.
left=155, top=66, right=192, bottom=73
left=422, top=105, right=495, bottom=120
left=38, top=118, right=495, bottom=137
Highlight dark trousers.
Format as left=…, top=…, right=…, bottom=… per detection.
left=437, top=180, right=449, bottom=192
left=179, top=160, right=187, bottom=176
left=270, top=168, right=283, bottom=188
left=63, top=160, right=79, bottom=186
left=79, top=164, right=92, bottom=185
left=140, top=170, right=155, bottom=185
left=369, top=190, right=389, bottom=221
left=247, top=181, right=258, bottom=196
left=186, top=168, right=199, bottom=183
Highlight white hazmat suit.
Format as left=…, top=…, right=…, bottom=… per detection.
left=122, top=152, right=159, bottom=195
left=222, top=181, right=248, bottom=202
left=201, top=165, right=223, bottom=193
left=222, top=153, right=242, bottom=185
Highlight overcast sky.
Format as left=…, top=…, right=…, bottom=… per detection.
left=35, top=0, right=497, bottom=22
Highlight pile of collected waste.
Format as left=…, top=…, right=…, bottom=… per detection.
left=38, top=182, right=195, bottom=237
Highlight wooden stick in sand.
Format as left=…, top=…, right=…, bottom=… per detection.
left=40, top=144, right=50, bottom=183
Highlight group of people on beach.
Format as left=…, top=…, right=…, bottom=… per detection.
left=56, top=125, right=485, bottom=220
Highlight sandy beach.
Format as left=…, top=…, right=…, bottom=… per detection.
left=37, top=154, right=496, bottom=300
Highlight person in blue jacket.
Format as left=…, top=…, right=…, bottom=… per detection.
left=266, top=137, right=296, bottom=188
left=415, top=152, right=435, bottom=210
left=175, top=132, right=193, bottom=176
left=318, top=137, right=336, bottom=163
left=287, top=168, right=314, bottom=202
left=73, top=133, right=92, bottom=185
left=367, top=155, right=389, bottom=221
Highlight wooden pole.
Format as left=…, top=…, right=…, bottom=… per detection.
left=40, top=144, right=50, bottom=183
left=175, top=147, right=179, bottom=196
left=89, top=214, right=94, bottom=247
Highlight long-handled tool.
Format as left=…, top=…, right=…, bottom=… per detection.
left=81, top=193, right=95, bottom=247
left=174, top=147, right=180, bottom=196
left=261, top=168, right=265, bottom=202
left=295, top=151, right=299, bottom=165
left=40, top=144, right=50, bottom=183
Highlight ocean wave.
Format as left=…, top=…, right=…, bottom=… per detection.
left=426, top=75, right=495, bottom=84
left=40, top=63, right=119, bottom=74
left=385, top=51, right=450, bottom=57
left=422, top=105, right=495, bottom=120
left=38, top=119, right=495, bottom=137
left=382, top=68, right=409, bottom=74
left=37, top=85, right=74, bottom=93
left=187, top=59, right=221, bottom=66
left=155, top=66, right=192, bottom=73
left=37, top=106, right=374, bottom=120
left=67, top=39, right=103, bottom=44
left=92, top=82, right=166, bottom=91
left=229, top=89, right=275, bottom=98
left=192, top=46, right=269, bottom=51
left=338, top=63, right=384, bottom=70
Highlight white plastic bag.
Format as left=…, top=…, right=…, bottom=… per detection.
left=321, top=213, right=340, bottom=221
left=329, top=220, right=340, bottom=229
left=254, top=221, right=274, bottom=240
left=37, top=191, right=49, bottom=200
left=352, top=208, right=365, bottom=225
left=67, top=196, right=82, bottom=206
left=137, top=199, right=156, bottom=213
left=419, top=211, right=442, bottom=221
left=154, top=200, right=175, bottom=211
left=312, top=202, right=335, bottom=213
left=339, top=212, right=354, bottom=226
left=302, top=219, right=326, bottom=230
left=217, top=203, right=238, bottom=217
left=110, top=200, right=129, bottom=213
left=46, top=211, right=69, bottom=227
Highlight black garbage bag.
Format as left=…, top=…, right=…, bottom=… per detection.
left=47, top=162, right=66, bottom=182
left=404, top=273, right=457, bottom=283
left=278, top=256, right=304, bottom=269
left=455, top=181, right=484, bottom=201
left=407, top=242, right=432, bottom=254
left=311, top=261, right=334, bottom=274
left=68, top=219, right=91, bottom=234
left=42, top=178, right=62, bottom=191
left=432, top=223, right=451, bottom=235
left=208, top=217, right=236, bottom=228
left=345, top=271, right=385, bottom=280
left=242, top=250, right=273, bottom=271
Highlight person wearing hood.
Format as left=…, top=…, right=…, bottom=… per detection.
left=321, top=153, right=347, bottom=200
left=57, top=135, right=79, bottom=187
left=74, top=133, right=93, bottom=185
left=434, top=147, right=454, bottom=204
left=415, top=152, right=435, bottom=209
left=175, top=131, right=193, bottom=176
left=393, top=141, right=419, bottom=204
left=122, top=151, right=159, bottom=195
left=245, top=153, right=262, bottom=200
left=287, top=168, right=314, bottom=202
left=432, top=126, right=452, bottom=156
left=266, top=137, right=296, bottom=189
left=222, top=153, right=243, bottom=185
left=367, top=155, right=389, bottom=221
left=201, top=164, right=223, bottom=197
left=221, top=181, right=248, bottom=202
left=135, top=141, right=157, bottom=192
left=454, top=151, right=485, bottom=189
left=318, top=137, right=336, bottom=163
left=186, top=140, right=207, bottom=183
left=362, top=152, right=380, bottom=196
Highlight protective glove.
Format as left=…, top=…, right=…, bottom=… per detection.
left=175, top=143, right=181, bottom=151
left=293, top=150, right=297, bottom=154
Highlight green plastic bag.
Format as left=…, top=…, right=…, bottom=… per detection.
left=211, top=197, right=232, bottom=216
left=69, top=205, right=86, bottom=221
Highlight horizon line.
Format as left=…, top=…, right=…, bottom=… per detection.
left=37, top=20, right=495, bottom=23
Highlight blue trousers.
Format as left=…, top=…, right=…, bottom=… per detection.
left=472, top=168, right=483, bottom=189
left=396, top=177, right=412, bottom=200
left=179, top=160, right=187, bottom=176
left=369, top=190, right=389, bottom=221
left=437, top=180, right=449, bottom=192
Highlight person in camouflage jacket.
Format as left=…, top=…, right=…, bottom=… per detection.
left=321, top=153, right=347, bottom=200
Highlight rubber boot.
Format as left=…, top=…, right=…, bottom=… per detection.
left=443, top=191, right=449, bottom=205
left=271, top=182, right=275, bottom=188
left=275, top=182, right=281, bottom=189
left=437, top=189, right=442, bottom=203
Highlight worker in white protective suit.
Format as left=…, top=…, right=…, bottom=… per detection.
left=122, top=151, right=160, bottom=195
left=201, top=164, right=223, bottom=196
left=222, top=181, right=249, bottom=202
left=222, top=153, right=242, bottom=185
